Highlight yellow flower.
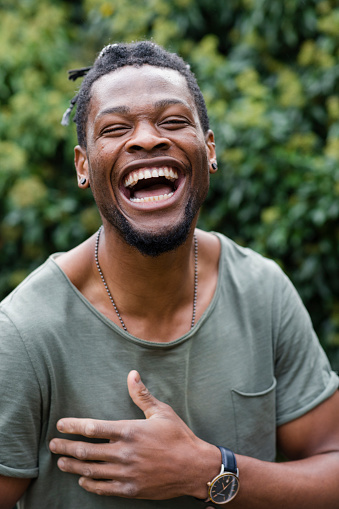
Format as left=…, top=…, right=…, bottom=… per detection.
left=327, top=96, right=339, bottom=121
left=318, top=10, right=339, bottom=37
left=277, top=69, right=305, bottom=108
left=9, top=176, right=48, bottom=208
left=100, top=2, right=114, bottom=17
left=261, top=207, right=281, bottom=224
left=325, top=137, right=339, bottom=161
left=286, top=133, right=317, bottom=153
left=227, top=98, right=268, bottom=128
left=236, top=68, right=268, bottom=99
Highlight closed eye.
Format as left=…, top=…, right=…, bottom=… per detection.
left=101, top=125, right=130, bottom=136
left=160, top=118, right=191, bottom=130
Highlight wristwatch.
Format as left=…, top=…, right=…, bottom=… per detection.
left=205, top=446, right=240, bottom=504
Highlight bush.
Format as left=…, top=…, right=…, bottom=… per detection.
left=1, top=0, right=338, bottom=367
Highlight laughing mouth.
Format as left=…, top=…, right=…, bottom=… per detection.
left=123, top=166, right=179, bottom=203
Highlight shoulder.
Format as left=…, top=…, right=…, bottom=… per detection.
left=213, top=232, right=286, bottom=289
left=0, top=256, right=73, bottom=334
left=2, top=256, right=64, bottom=304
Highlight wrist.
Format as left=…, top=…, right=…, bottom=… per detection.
left=205, top=446, right=240, bottom=504
left=191, top=442, right=221, bottom=499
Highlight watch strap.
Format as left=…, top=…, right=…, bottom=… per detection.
left=217, top=446, right=237, bottom=474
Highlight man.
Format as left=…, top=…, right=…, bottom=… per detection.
left=0, top=41, right=339, bottom=509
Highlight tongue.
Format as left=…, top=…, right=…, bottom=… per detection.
left=133, top=183, right=173, bottom=199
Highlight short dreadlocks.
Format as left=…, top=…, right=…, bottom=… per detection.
left=62, top=41, right=210, bottom=147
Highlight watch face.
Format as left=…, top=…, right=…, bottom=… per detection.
left=209, top=473, right=239, bottom=504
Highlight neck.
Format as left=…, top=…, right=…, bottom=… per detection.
left=95, top=223, right=198, bottom=339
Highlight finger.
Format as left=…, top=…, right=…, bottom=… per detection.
left=57, top=457, right=117, bottom=480
left=79, top=478, right=118, bottom=497
left=127, top=370, right=164, bottom=419
left=55, top=417, right=127, bottom=439
left=49, top=438, right=114, bottom=461
left=79, top=478, right=135, bottom=498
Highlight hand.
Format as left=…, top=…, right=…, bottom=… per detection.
left=49, top=370, right=220, bottom=499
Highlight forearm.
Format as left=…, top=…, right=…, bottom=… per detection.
left=0, top=476, right=31, bottom=509
left=50, top=374, right=339, bottom=505
left=225, top=452, right=339, bottom=509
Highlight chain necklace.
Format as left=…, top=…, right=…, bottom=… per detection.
left=94, top=225, right=198, bottom=333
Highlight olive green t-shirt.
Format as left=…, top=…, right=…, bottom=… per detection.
left=0, top=234, right=337, bottom=508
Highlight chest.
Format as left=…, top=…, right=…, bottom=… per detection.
left=41, top=304, right=276, bottom=462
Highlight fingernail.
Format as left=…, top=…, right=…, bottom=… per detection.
left=49, top=440, right=56, bottom=452
left=58, top=459, right=65, bottom=470
left=57, top=420, right=64, bottom=431
left=134, top=371, right=141, bottom=384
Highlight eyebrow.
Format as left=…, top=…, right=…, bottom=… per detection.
left=153, top=98, right=191, bottom=109
left=96, top=99, right=191, bottom=120
left=96, top=106, right=130, bottom=119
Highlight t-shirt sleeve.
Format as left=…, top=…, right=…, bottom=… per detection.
left=272, top=267, right=338, bottom=426
left=0, top=310, right=41, bottom=478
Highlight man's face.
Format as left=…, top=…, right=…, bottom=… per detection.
left=75, top=65, right=216, bottom=255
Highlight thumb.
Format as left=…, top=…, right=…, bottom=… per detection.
left=127, top=370, right=162, bottom=419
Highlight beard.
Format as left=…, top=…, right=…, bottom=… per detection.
left=96, top=185, right=206, bottom=257
left=113, top=202, right=197, bottom=257
left=99, top=197, right=198, bottom=257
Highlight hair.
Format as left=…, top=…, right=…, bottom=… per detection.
left=63, top=41, right=210, bottom=147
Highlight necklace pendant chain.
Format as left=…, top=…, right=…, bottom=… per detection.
left=95, top=226, right=127, bottom=332
left=95, top=225, right=198, bottom=334
left=191, top=233, right=198, bottom=328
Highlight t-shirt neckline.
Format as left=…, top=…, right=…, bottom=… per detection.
left=49, top=232, right=225, bottom=348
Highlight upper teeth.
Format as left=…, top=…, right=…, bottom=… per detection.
left=123, top=167, right=178, bottom=188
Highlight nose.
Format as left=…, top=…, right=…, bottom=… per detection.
left=125, top=122, right=171, bottom=152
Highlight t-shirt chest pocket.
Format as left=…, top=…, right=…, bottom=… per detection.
left=231, top=377, right=277, bottom=461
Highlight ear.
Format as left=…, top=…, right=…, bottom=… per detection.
left=205, top=130, right=217, bottom=174
left=74, top=145, right=90, bottom=188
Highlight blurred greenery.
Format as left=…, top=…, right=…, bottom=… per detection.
left=1, top=0, right=338, bottom=368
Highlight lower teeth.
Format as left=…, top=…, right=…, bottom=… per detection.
left=130, top=192, right=174, bottom=203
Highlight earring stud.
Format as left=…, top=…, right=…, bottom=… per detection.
left=211, top=163, right=218, bottom=170
left=80, top=178, right=87, bottom=185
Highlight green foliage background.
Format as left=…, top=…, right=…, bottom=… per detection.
left=1, top=0, right=339, bottom=367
